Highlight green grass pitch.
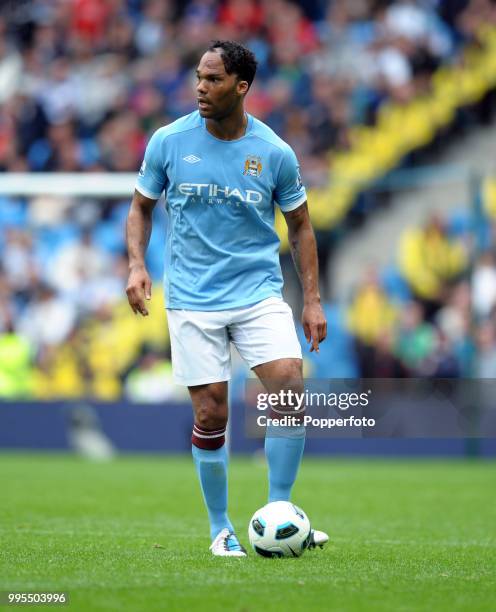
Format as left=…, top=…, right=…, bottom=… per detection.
left=1, top=453, right=495, bottom=611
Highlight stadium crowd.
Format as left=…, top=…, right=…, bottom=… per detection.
left=293, top=183, right=496, bottom=385
left=1, top=0, right=496, bottom=400
left=0, top=0, right=493, bottom=178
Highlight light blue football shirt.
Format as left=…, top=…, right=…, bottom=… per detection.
left=135, top=111, right=307, bottom=310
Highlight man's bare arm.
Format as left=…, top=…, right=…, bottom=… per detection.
left=283, top=202, right=327, bottom=352
left=125, top=189, right=158, bottom=316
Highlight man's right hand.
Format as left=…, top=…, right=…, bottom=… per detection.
left=126, top=264, right=152, bottom=316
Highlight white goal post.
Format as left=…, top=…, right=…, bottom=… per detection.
left=0, top=173, right=137, bottom=197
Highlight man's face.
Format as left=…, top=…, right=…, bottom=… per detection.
left=196, top=50, right=248, bottom=120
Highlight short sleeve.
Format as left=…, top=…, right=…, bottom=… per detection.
left=273, top=145, right=307, bottom=212
left=135, top=129, right=168, bottom=200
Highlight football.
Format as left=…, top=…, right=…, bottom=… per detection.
left=248, top=501, right=312, bottom=558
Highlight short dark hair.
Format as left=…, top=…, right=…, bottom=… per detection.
left=207, top=40, right=258, bottom=88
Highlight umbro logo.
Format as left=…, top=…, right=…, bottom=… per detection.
left=183, top=154, right=201, bottom=164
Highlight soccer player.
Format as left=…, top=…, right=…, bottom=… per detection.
left=126, top=40, right=328, bottom=556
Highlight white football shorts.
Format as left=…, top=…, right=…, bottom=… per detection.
left=167, top=297, right=302, bottom=386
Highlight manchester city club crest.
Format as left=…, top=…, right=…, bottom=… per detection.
left=243, top=155, right=262, bottom=177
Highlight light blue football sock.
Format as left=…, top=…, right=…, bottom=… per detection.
left=265, top=424, right=306, bottom=502
left=192, top=444, right=234, bottom=540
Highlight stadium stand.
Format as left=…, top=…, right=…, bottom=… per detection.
left=1, top=1, right=496, bottom=400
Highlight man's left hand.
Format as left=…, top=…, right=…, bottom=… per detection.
left=302, top=302, right=327, bottom=353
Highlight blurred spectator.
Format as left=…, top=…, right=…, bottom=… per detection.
left=27, top=194, right=74, bottom=226
left=0, top=318, right=33, bottom=398
left=0, top=20, right=22, bottom=105
left=2, top=228, right=39, bottom=300
left=38, top=57, right=79, bottom=125
left=347, top=265, right=399, bottom=377
left=218, top=0, right=264, bottom=39
left=74, top=252, right=128, bottom=314
left=473, top=320, right=496, bottom=378
left=471, top=251, right=496, bottom=320
left=47, top=229, right=110, bottom=293
left=347, top=266, right=398, bottom=347
left=16, top=283, right=77, bottom=349
left=435, top=281, right=471, bottom=344
left=33, top=340, right=86, bottom=399
left=395, top=301, right=437, bottom=375
left=419, top=329, right=460, bottom=377
left=364, top=330, right=406, bottom=378
left=124, top=345, right=186, bottom=403
left=398, top=214, right=467, bottom=315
